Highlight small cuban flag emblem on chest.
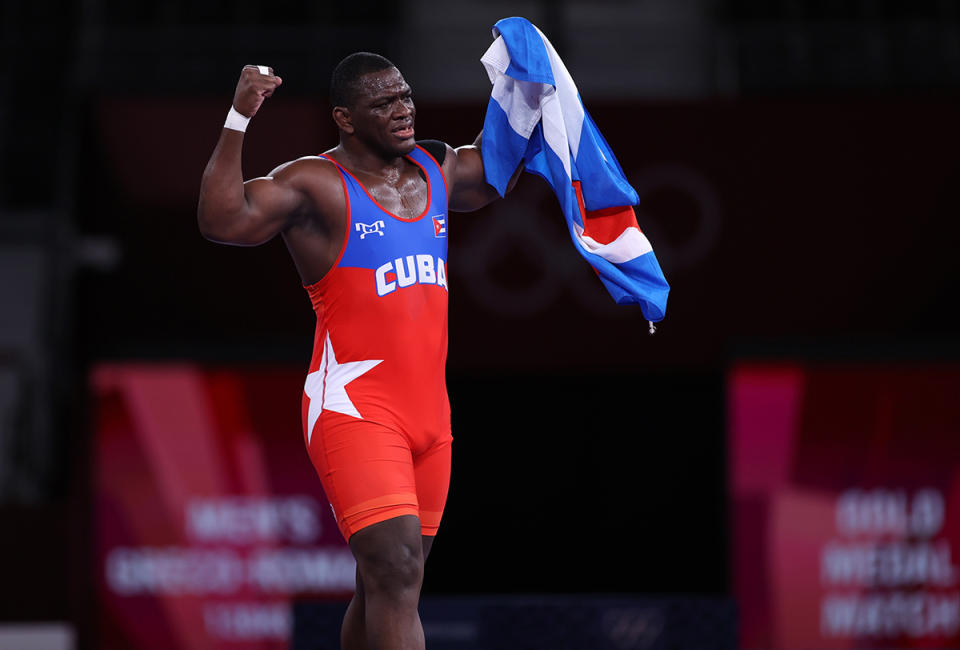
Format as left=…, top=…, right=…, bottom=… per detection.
left=432, top=215, right=446, bottom=238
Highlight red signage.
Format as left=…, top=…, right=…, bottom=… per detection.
left=93, top=363, right=352, bottom=649
left=730, top=363, right=960, bottom=649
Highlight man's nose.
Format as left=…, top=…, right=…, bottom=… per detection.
left=393, top=99, right=412, bottom=117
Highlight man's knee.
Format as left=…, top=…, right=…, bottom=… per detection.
left=362, top=540, right=423, bottom=594
left=350, top=516, right=424, bottom=595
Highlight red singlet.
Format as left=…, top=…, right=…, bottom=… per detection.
left=300, top=145, right=452, bottom=540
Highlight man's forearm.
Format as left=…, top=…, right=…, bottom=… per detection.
left=197, top=129, right=248, bottom=238
left=470, top=129, right=522, bottom=194
left=199, top=65, right=282, bottom=240
left=505, top=158, right=524, bottom=194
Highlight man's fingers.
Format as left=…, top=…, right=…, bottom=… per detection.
left=243, top=64, right=278, bottom=78
left=258, top=80, right=281, bottom=95
left=236, top=65, right=280, bottom=113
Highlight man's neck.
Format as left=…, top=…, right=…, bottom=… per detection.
left=336, top=140, right=411, bottom=179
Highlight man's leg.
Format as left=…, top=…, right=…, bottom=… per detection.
left=341, top=565, right=367, bottom=650
left=345, top=515, right=427, bottom=650
left=341, top=533, right=436, bottom=650
left=339, top=433, right=448, bottom=649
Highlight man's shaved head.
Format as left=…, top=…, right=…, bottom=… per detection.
left=330, top=52, right=397, bottom=109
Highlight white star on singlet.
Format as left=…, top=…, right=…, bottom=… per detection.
left=303, top=333, right=383, bottom=444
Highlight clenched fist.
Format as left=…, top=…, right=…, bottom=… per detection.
left=233, top=65, right=283, bottom=118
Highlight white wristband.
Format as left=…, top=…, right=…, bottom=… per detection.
left=224, top=106, right=251, bottom=132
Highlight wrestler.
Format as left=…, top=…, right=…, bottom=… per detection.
left=197, top=54, right=520, bottom=650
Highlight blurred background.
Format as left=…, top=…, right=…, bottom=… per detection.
left=2, top=0, right=959, bottom=648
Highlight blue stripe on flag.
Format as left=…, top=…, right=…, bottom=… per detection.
left=573, top=109, right=639, bottom=211
left=493, top=18, right=555, bottom=85
left=593, top=252, right=670, bottom=319
left=481, top=99, right=531, bottom=197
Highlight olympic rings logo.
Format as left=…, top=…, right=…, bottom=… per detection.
left=451, top=163, right=722, bottom=318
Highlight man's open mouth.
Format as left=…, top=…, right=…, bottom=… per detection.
left=392, top=123, right=414, bottom=138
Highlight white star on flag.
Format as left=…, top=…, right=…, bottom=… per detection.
left=304, top=333, right=383, bottom=444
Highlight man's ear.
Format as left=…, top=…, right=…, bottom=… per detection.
left=332, top=106, right=354, bottom=134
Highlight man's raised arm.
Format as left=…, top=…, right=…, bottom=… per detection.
left=198, top=65, right=306, bottom=246
left=446, top=131, right=523, bottom=212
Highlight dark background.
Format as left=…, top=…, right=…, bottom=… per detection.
left=1, top=1, right=959, bottom=647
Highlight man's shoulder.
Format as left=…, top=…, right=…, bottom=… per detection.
left=416, top=140, right=449, bottom=166
left=271, top=154, right=339, bottom=176
left=268, top=155, right=343, bottom=191
left=262, top=155, right=346, bottom=224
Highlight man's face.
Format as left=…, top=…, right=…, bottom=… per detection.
left=349, top=67, right=416, bottom=156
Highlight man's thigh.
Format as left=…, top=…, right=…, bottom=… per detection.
left=309, top=416, right=420, bottom=540
left=413, top=435, right=452, bottom=537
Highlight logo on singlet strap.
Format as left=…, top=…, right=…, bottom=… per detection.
left=356, top=221, right=386, bottom=239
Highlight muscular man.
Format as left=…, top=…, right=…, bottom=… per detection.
left=198, top=54, right=519, bottom=650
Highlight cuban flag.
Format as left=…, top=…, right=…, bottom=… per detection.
left=433, top=214, right=447, bottom=237
left=480, top=17, right=669, bottom=326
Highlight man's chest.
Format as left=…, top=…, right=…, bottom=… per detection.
left=362, top=172, right=428, bottom=220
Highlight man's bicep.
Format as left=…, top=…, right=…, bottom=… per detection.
left=236, top=157, right=345, bottom=244
left=451, top=145, right=486, bottom=186
left=199, top=173, right=297, bottom=246
left=225, top=175, right=303, bottom=244
left=448, top=145, right=501, bottom=212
